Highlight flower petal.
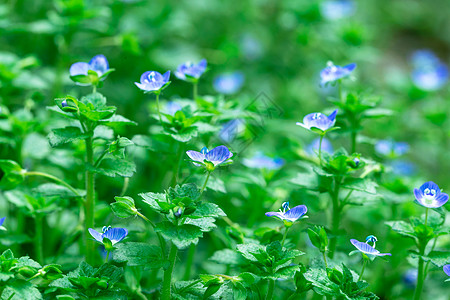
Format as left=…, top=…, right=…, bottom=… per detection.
left=89, top=54, right=109, bottom=76
left=351, top=239, right=381, bottom=255
left=206, top=145, right=233, bottom=166
left=433, top=193, right=449, bottom=208
left=0, top=217, right=5, bottom=227
left=265, top=211, right=285, bottom=220
left=163, top=70, right=171, bottom=82
left=186, top=150, right=206, bottom=163
left=284, top=205, right=307, bottom=222
left=103, top=227, right=128, bottom=245
left=328, top=109, right=338, bottom=122
left=343, top=63, right=357, bottom=73
left=420, top=181, right=440, bottom=194
left=88, top=228, right=104, bottom=243
left=70, top=62, right=89, bottom=76
left=444, top=264, right=450, bottom=276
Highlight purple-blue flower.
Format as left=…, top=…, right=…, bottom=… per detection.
left=242, top=152, right=284, bottom=170
left=218, top=119, right=244, bottom=143
left=403, top=269, right=418, bottom=288
left=175, top=59, right=207, bottom=81
left=413, top=181, right=449, bottom=208
left=135, top=71, right=170, bottom=93
left=444, top=264, right=450, bottom=276
left=320, top=61, right=356, bottom=85
left=70, top=54, right=110, bottom=86
left=213, top=72, right=244, bottom=94
left=375, top=140, right=409, bottom=157
left=265, top=202, right=307, bottom=224
left=320, top=0, right=355, bottom=20
left=296, top=109, right=338, bottom=132
left=307, top=137, right=334, bottom=155
left=350, top=238, right=391, bottom=256
left=186, top=145, right=233, bottom=169
left=89, top=226, right=128, bottom=246
left=389, top=160, right=416, bottom=176
left=0, top=217, right=5, bottom=227
left=164, top=101, right=182, bottom=115
left=411, top=50, right=448, bottom=91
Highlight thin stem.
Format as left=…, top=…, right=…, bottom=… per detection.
left=34, top=215, right=44, bottom=264
left=93, top=85, right=97, bottom=94
left=171, top=142, right=184, bottom=186
left=322, top=251, right=328, bottom=268
left=120, top=177, right=130, bottom=197
left=328, top=178, right=341, bottom=258
left=136, top=211, right=167, bottom=259
left=318, top=134, right=324, bottom=167
left=351, top=130, right=357, bottom=154
left=84, top=136, right=96, bottom=265
left=413, top=243, right=426, bottom=300
left=266, top=278, right=275, bottom=300
left=178, top=279, right=202, bottom=293
left=25, top=172, right=80, bottom=196
left=424, top=208, right=428, bottom=226
left=358, top=259, right=367, bottom=281
left=424, top=238, right=438, bottom=275
left=105, top=250, right=111, bottom=263
left=93, top=149, right=108, bottom=168
left=200, top=172, right=211, bottom=194
left=155, top=93, right=163, bottom=125
left=161, top=243, right=178, bottom=300
left=135, top=290, right=148, bottom=300
left=338, top=80, right=343, bottom=102
left=183, top=244, right=196, bottom=280
left=281, top=226, right=289, bottom=247
left=193, top=82, right=198, bottom=100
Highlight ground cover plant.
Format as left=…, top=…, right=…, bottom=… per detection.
left=0, top=0, right=449, bottom=299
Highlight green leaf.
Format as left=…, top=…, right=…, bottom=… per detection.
left=155, top=222, right=203, bottom=249
left=170, top=126, right=198, bottom=142
left=113, top=242, right=166, bottom=268
left=111, top=196, right=138, bottom=218
left=385, top=221, right=416, bottom=239
left=139, top=192, right=167, bottom=213
left=48, top=127, right=92, bottom=147
left=1, top=280, right=43, bottom=300
left=209, top=249, right=245, bottom=265
left=100, top=114, right=137, bottom=126
left=190, top=202, right=226, bottom=218
left=87, top=156, right=136, bottom=177
left=341, top=178, right=377, bottom=194
left=414, top=251, right=450, bottom=267
left=236, top=243, right=267, bottom=263
left=0, top=160, right=25, bottom=190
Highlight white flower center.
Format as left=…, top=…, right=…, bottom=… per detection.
left=423, top=188, right=436, bottom=204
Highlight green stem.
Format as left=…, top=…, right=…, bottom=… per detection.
left=162, top=244, right=178, bottom=300
left=358, top=259, right=367, bottom=281
left=171, top=143, right=184, bottom=186
left=266, top=278, right=275, bottom=300
left=351, top=130, right=357, bottom=154
left=338, top=80, right=343, bottom=102
left=424, top=208, right=428, bottom=226
left=135, top=290, right=148, bottom=300
left=93, top=85, right=97, bottom=94
left=155, top=93, right=163, bottom=125
left=34, top=215, right=44, bottom=264
left=84, top=136, right=96, bottom=265
left=322, top=251, right=328, bottom=268
left=183, top=244, right=196, bottom=280
left=136, top=211, right=167, bottom=259
left=200, top=172, right=211, bottom=194
left=424, top=238, right=438, bottom=275
left=25, top=172, right=80, bottom=196
left=93, top=149, right=108, bottom=168
left=328, top=178, right=341, bottom=258
left=120, top=177, right=130, bottom=197
left=105, top=250, right=111, bottom=263
left=193, top=82, right=198, bottom=100
left=413, top=244, right=426, bottom=300
left=318, top=134, right=324, bottom=167
left=281, top=226, right=289, bottom=247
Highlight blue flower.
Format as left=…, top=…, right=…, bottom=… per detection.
left=89, top=226, right=128, bottom=246
left=306, top=137, right=334, bottom=155
left=213, top=72, right=244, bottom=94
left=70, top=54, right=111, bottom=86
left=218, top=119, right=244, bottom=143
left=411, top=50, right=448, bottom=91
left=350, top=238, right=391, bottom=257
left=296, top=109, right=338, bottom=133
left=175, top=59, right=207, bottom=82
left=320, top=0, right=355, bottom=21
left=375, top=140, right=409, bottom=157
left=389, top=160, right=416, bottom=176
left=265, top=202, right=308, bottom=225
left=242, top=152, right=284, bottom=170
left=186, top=145, right=233, bottom=170
left=413, top=181, right=449, bottom=208
left=320, top=61, right=356, bottom=85
left=164, top=101, right=182, bottom=115
left=0, top=217, right=5, bottom=228
left=403, top=269, right=418, bottom=288
left=135, top=71, right=170, bottom=93
left=444, top=264, right=450, bottom=276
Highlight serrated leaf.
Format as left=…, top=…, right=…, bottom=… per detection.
left=113, top=242, right=166, bottom=268
left=48, top=127, right=92, bottom=147
left=155, top=222, right=203, bottom=249
left=87, top=157, right=136, bottom=177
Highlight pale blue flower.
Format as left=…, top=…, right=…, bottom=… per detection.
left=320, top=0, right=355, bottom=20
left=307, top=137, right=333, bottom=155
left=444, top=264, right=450, bottom=276
left=175, top=59, right=207, bottom=81
left=213, top=72, right=244, bottom=94
left=265, top=202, right=307, bottom=223
left=242, top=152, right=284, bottom=170
left=375, top=140, right=409, bottom=157
left=414, top=181, right=449, bottom=208
left=89, top=226, right=128, bottom=246
left=411, top=50, right=448, bottom=91
left=320, top=61, right=356, bottom=85
left=164, top=102, right=182, bottom=115
left=186, top=145, right=233, bottom=168
left=296, top=110, right=338, bottom=132
left=350, top=238, right=391, bottom=256
left=70, top=54, right=110, bottom=86
left=135, top=71, right=170, bottom=93
left=218, top=119, right=244, bottom=143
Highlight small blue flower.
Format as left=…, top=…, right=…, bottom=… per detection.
left=135, top=71, right=170, bottom=93
left=61, top=100, right=68, bottom=107
left=265, top=203, right=308, bottom=224
left=411, top=50, right=448, bottom=91
left=320, top=0, right=355, bottom=20
left=186, top=145, right=233, bottom=170
left=0, top=217, right=5, bottom=227
left=218, top=119, right=244, bottom=143
left=350, top=238, right=391, bottom=256
left=389, top=160, right=416, bottom=176
left=175, top=59, right=207, bottom=82
left=213, top=72, right=244, bottom=94
left=242, top=152, right=284, bottom=170
left=403, top=269, right=418, bottom=288
left=164, top=101, right=182, bottom=115
left=444, top=264, right=450, bottom=276
left=296, top=109, right=338, bottom=133
left=375, top=140, right=409, bottom=157
left=307, top=137, right=334, bottom=155
left=89, top=226, right=128, bottom=246
left=413, top=181, right=449, bottom=208
left=320, top=61, right=356, bottom=85
left=70, top=55, right=110, bottom=86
